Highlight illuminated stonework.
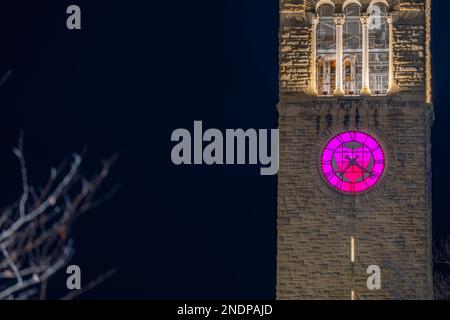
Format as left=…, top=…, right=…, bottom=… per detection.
left=278, top=0, right=433, bottom=300
left=280, top=0, right=432, bottom=103
left=426, top=0, right=432, bottom=104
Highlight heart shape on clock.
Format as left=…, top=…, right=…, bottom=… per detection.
left=321, top=131, right=385, bottom=194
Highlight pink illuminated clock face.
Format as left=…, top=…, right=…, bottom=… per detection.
left=321, top=131, right=385, bottom=194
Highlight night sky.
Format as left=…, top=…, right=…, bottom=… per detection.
left=0, top=1, right=447, bottom=299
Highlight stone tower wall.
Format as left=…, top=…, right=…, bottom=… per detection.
left=277, top=0, right=433, bottom=300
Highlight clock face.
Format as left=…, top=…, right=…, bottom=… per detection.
left=321, top=131, right=385, bottom=194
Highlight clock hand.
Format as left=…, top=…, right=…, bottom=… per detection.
left=339, top=155, right=359, bottom=178
left=344, top=155, right=373, bottom=176
left=352, top=160, right=372, bottom=175
left=345, top=155, right=359, bottom=161
left=339, top=161, right=354, bottom=178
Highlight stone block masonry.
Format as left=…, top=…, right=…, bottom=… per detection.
left=276, top=96, right=433, bottom=299
left=277, top=0, right=433, bottom=299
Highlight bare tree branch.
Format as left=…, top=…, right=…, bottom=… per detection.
left=0, top=70, right=13, bottom=89
left=435, top=237, right=450, bottom=268
left=61, top=268, right=118, bottom=300
left=0, top=134, right=117, bottom=300
left=434, top=236, right=450, bottom=300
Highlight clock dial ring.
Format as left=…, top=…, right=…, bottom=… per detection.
left=320, top=131, right=385, bottom=194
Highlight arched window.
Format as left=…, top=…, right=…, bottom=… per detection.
left=314, top=0, right=391, bottom=97
left=368, top=2, right=389, bottom=95
left=316, top=3, right=336, bottom=95
left=343, top=3, right=362, bottom=95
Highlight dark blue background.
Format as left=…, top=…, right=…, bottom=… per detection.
left=0, top=1, right=447, bottom=299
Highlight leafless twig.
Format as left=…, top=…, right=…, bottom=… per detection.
left=0, top=134, right=117, bottom=300
left=0, top=70, right=13, bottom=89
left=434, top=236, right=450, bottom=300
left=61, top=268, right=118, bottom=300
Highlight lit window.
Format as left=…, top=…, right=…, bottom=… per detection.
left=314, top=1, right=391, bottom=97
left=368, top=3, right=389, bottom=95
left=350, top=236, right=355, bottom=262
left=316, top=4, right=336, bottom=96
left=343, top=4, right=362, bottom=95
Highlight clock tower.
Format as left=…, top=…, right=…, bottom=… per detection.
left=277, top=0, right=433, bottom=299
